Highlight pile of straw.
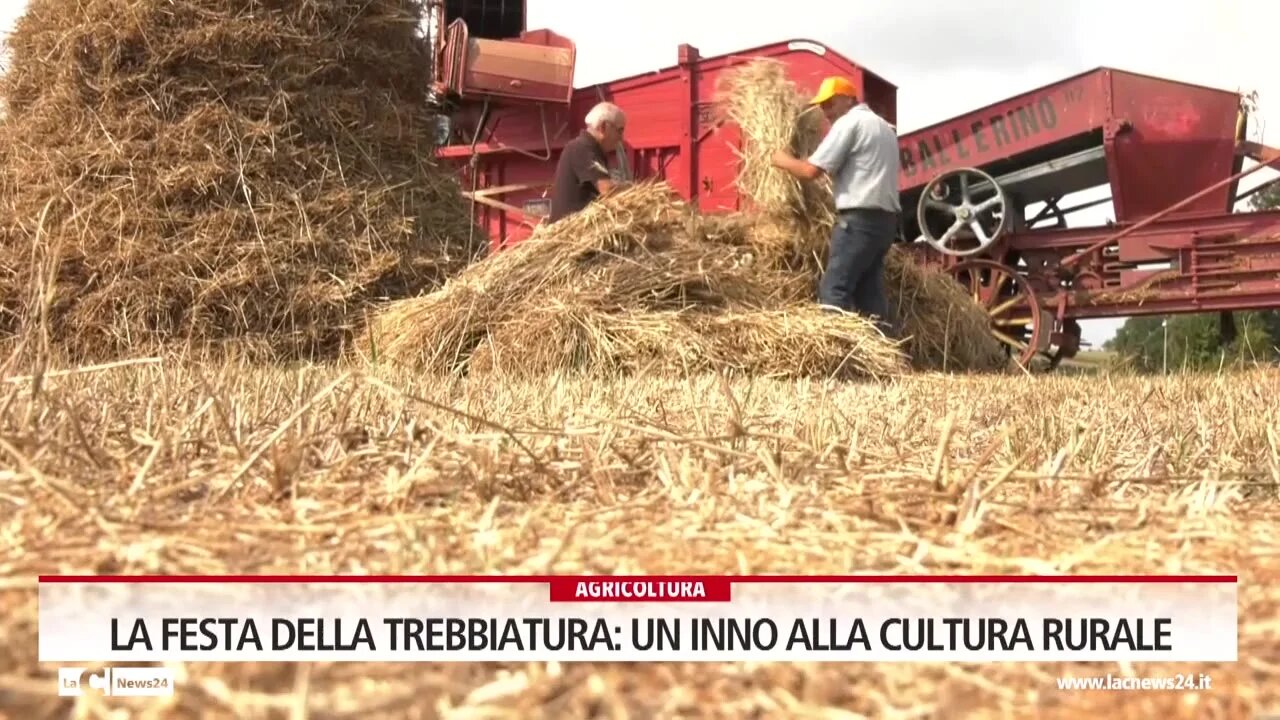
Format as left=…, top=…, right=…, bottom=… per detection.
left=361, top=183, right=907, bottom=379
left=360, top=58, right=1006, bottom=378
left=884, top=245, right=1008, bottom=372
left=0, top=0, right=481, bottom=361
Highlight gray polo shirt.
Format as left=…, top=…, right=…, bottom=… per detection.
left=807, top=104, right=901, bottom=213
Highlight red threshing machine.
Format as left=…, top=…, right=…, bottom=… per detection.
left=426, top=1, right=1280, bottom=369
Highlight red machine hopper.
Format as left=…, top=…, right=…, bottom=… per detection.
left=427, top=2, right=1280, bottom=370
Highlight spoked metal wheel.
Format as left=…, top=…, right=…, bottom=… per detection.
left=947, top=260, right=1051, bottom=368
left=918, top=167, right=1009, bottom=257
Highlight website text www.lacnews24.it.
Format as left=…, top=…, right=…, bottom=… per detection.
left=1055, top=673, right=1211, bottom=691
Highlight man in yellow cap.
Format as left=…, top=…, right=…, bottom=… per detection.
left=771, top=76, right=901, bottom=337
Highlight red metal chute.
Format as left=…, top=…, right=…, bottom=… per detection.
left=431, top=0, right=576, bottom=106
left=439, top=20, right=575, bottom=106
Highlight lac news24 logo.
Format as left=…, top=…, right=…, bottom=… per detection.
left=58, top=667, right=174, bottom=697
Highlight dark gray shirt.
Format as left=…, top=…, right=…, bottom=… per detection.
left=549, top=132, right=610, bottom=222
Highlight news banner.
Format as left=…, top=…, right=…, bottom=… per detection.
left=40, top=574, right=1237, bottom=666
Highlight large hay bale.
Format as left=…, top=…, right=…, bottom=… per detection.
left=0, top=0, right=481, bottom=360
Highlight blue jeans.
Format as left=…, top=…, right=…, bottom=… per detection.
left=818, top=208, right=898, bottom=336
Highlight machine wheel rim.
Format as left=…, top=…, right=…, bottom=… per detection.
left=947, top=260, right=1045, bottom=367
left=917, top=167, right=1009, bottom=257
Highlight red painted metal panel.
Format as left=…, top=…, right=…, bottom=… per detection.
left=443, top=25, right=576, bottom=105
left=897, top=70, right=1109, bottom=193
left=894, top=67, right=1244, bottom=224
left=1106, top=70, right=1240, bottom=221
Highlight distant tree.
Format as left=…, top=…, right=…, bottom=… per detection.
left=1248, top=179, right=1280, bottom=212
left=1247, top=179, right=1280, bottom=349
left=1104, top=316, right=1163, bottom=369
left=1105, top=313, right=1275, bottom=372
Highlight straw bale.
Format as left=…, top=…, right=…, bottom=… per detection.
left=0, top=0, right=481, bottom=361
left=730, top=216, right=1006, bottom=372
left=885, top=246, right=1011, bottom=371
left=361, top=182, right=1008, bottom=378
left=358, top=183, right=735, bottom=371
left=469, top=304, right=905, bottom=380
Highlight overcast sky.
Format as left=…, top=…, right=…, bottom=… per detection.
left=3, top=0, right=1277, bottom=348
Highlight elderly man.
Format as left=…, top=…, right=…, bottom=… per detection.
left=548, top=102, right=627, bottom=223
left=770, top=76, right=901, bottom=337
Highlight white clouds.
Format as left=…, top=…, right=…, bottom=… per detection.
left=527, top=0, right=1278, bottom=141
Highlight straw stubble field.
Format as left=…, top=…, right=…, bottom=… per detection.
left=1, top=359, right=1278, bottom=718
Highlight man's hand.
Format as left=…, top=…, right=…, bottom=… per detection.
left=590, top=161, right=623, bottom=196
left=771, top=149, right=824, bottom=181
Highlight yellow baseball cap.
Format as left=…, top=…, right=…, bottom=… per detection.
left=809, top=76, right=857, bottom=105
